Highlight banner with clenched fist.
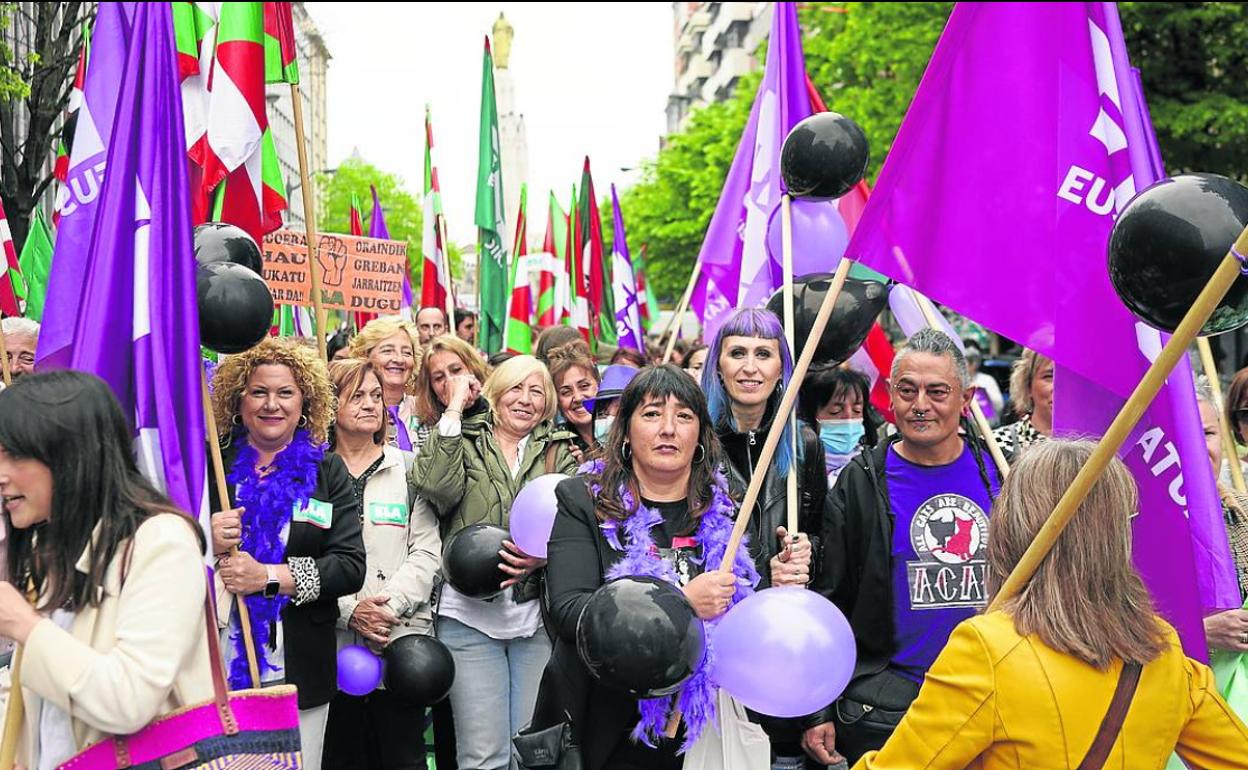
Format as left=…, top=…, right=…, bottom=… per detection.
left=262, top=230, right=407, bottom=314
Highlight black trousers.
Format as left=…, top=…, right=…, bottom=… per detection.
left=322, top=689, right=428, bottom=770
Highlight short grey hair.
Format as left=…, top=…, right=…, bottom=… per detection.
left=1194, top=375, right=1215, bottom=407
left=1, top=317, right=39, bottom=339
left=890, top=328, right=971, bottom=389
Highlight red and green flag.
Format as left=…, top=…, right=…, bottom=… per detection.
left=0, top=199, right=24, bottom=317
left=476, top=37, right=509, bottom=354
left=263, top=2, right=299, bottom=84
left=635, top=244, right=661, bottom=333
left=504, top=185, right=533, bottom=354
left=535, top=191, right=563, bottom=327
left=579, top=158, right=614, bottom=347
left=421, top=105, right=455, bottom=320
left=349, top=192, right=364, bottom=236
left=198, top=2, right=286, bottom=244
left=564, top=185, right=589, bottom=339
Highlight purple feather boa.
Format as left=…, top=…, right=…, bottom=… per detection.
left=226, top=429, right=324, bottom=689
left=584, top=459, right=760, bottom=751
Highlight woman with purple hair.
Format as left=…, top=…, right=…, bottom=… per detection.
left=701, top=307, right=827, bottom=767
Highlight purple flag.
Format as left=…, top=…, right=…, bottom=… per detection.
left=689, top=2, right=812, bottom=339
left=848, top=2, right=1235, bottom=657
left=38, top=4, right=131, bottom=368
left=370, top=183, right=412, bottom=315
left=37, top=2, right=206, bottom=527
left=610, top=185, right=644, bottom=352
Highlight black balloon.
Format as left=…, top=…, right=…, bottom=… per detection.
left=194, top=222, right=264, bottom=274
left=1109, top=174, right=1248, bottom=335
left=196, top=262, right=274, bottom=354
left=780, top=112, right=870, bottom=200
left=766, top=275, right=888, bottom=366
left=576, top=576, right=704, bottom=698
left=441, top=524, right=509, bottom=600
left=383, top=634, right=456, bottom=707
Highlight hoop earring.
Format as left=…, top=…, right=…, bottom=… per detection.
left=298, top=414, right=309, bottom=428
left=693, top=444, right=706, bottom=465
left=231, top=413, right=242, bottom=426
left=620, top=440, right=632, bottom=462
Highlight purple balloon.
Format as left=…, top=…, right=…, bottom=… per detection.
left=765, top=198, right=850, bottom=277
left=508, top=473, right=570, bottom=558
left=711, top=587, right=856, bottom=717
left=337, top=644, right=383, bottom=696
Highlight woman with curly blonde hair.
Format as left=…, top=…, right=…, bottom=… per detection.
left=209, top=337, right=366, bottom=770
left=350, top=317, right=422, bottom=451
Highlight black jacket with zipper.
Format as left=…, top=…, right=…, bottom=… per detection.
left=715, top=401, right=828, bottom=587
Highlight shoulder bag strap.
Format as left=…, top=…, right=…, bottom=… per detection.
left=545, top=442, right=559, bottom=475
left=112, top=567, right=238, bottom=768
left=1076, top=662, right=1143, bottom=770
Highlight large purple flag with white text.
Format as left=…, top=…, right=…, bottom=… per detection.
left=688, top=2, right=811, bottom=339
left=37, top=2, right=206, bottom=527
left=848, top=2, right=1236, bottom=657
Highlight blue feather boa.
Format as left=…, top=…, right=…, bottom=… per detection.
left=226, top=429, right=325, bottom=689
left=584, top=459, right=759, bottom=752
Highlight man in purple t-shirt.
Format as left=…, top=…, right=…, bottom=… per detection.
left=803, top=328, right=1000, bottom=767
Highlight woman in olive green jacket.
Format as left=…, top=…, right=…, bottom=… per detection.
left=408, top=349, right=577, bottom=770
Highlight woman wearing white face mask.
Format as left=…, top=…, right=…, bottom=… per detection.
left=800, top=366, right=882, bottom=484
left=584, top=365, right=641, bottom=451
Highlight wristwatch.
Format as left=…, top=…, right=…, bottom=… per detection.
left=263, top=564, right=280, bottom=599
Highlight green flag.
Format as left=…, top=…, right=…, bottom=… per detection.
left=475, top=37, right=508, bottom=354
left=18, top=209, right=53, bottom=321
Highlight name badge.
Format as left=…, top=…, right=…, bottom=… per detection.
left=369, top=502, right=408, bottom=527
left=293, top=498, right=333, bottom=529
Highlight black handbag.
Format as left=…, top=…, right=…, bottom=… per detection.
left=832, top=668, right=922, bottom=762
left=513, top=720, right=582, bottom=770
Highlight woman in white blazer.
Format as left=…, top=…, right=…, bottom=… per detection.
left=322, top=358, right=442, bottom=770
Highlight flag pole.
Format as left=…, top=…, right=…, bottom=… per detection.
left=780, top=195, right=800, bottom=534
left=0, top=323, right=11, bottom=386
left=202, top=371, right=261, bottom=687
left=661, top=259, right=700, bottom=364
left=290, top=82, right=328, bottom=362
left=440, top=215, right=456, bottom=327
left=912, top=293, right=1010, bottom=478
left=0, top=646, right=24, bottom=770
left=991, top=230, right=1248, bottom=609
left=720, top=257, right=854, bottom=570
left=1197, top=337, right=1247, bottom=493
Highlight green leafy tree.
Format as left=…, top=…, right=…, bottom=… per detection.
left=1121, top=2, right=1248, bottom=180
left=0, top=2, right=93, bottom=248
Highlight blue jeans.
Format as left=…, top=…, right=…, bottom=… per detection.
left=437, top=616, right=552, bottom=770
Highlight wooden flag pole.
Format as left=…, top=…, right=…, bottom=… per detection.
left=912, top=293, right=1011, bottom=479
left=0, top=324, right=12, bottom=386
left=661, top=259, right=701, bottom=364
left=0, top=646, right=24, bottom=770
left=990, top=229, right=1248, bottom=610
left=440, top=215, right=456, bottom=327
left=202, top=371, right=261, bottom=687
left=780, top=195, right=800, bottom=533
left=1197, top=337, right=1247, bottom=494
left=290, top=82, right=328, bottom=362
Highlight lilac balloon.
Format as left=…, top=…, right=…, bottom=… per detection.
left=337, top=644, right=383, bottom=696
left=508, top=473, right=570, bottom=558
left=765, top=198, right=850, bottom=277
left=711, top=587, right=856, bottom=717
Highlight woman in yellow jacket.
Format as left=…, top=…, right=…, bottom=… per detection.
left=855, top=440, right=1248, bottom=770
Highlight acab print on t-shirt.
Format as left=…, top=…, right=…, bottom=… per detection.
left=905, top=491, right=990, bottom=609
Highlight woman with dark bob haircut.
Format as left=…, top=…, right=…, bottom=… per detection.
left=0, top=371, right=215, bottom=768
left=530, top=364, right=792, bottom=770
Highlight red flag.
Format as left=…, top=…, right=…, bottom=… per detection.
left=0, top=200, right=23, bottom=317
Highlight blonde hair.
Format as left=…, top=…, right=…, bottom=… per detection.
left=1009, top=349, right=1053, bottom=417
left=349, top=317, right=421, bottom=388
left=483, top=354, right=558, bottom=424
left=327, top=358, right=389, bottom=446
left=987, top=439, right=1166, bottom=668
left=211, top=338, right=336, bottom=445
left=413, top=335, right=492, bottom=425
